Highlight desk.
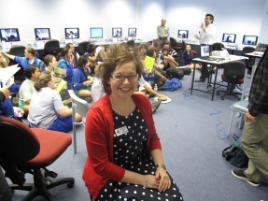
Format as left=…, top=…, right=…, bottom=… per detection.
left=191, top=55, right=247, bottom=100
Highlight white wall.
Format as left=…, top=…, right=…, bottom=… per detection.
left=259, top=0, right=268, bottom=43
left=166, top=0, right=265, bottom=46
left=0, top=0, right=267, bottom=45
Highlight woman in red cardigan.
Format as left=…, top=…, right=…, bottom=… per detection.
left=83, top=44, right=183, bottom=201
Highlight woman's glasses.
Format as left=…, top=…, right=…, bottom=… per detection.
left=112, top=74, right=138, bottom=82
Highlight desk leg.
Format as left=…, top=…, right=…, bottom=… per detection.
left=191, top=63, right=196, bottom=94
left=211, top=65, right=218, bottom=101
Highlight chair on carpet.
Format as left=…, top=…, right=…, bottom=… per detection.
left=0, top=116, right=74, bottom=201
left=217, top=61, right=246, bottom=100
left=68, top=90, right=91, bottom=154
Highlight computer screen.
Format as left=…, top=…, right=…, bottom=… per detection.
left=178, top=30, right=189, bottom=38
left=65, top=28, right=79, bottom=39
left=128, top=28, right=137, bottom=37
left=0, top=28, right=20, bottom=42
left=222, top=33, right=236, bottom=43
left=34, top=28, right=51, bottom=41
left=242, top=35, right=258, bottom=46
left=200, top=45, right=210, bottom=57
left=90, top=27, right=103, bottom=39
left=112, top=27, right=122, bottom=38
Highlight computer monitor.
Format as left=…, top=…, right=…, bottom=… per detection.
left=65, top=28, right=79, bottom=39
left=0, top=28, right=20, bottom=42
left=178, top=30, right=189, bottom=39
left=90, top=27, right=103, bottom=39
left=222, top=33, right=236, bottom=43
left=242, top=35, right=258, bottom=46
left=128, top=28, right=137, bottom=37
left=112, top=27, right=122, bottom=38
left=200, top=45, right=210, bottom=58
left=34, top=28, right=51, bottom=41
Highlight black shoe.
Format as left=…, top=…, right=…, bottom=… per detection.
left=231, top=169, right=260, bottom=187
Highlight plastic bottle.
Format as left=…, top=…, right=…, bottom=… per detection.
left=154, top=84, right=158, bottom=92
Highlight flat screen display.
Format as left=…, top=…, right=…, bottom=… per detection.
left=222, top=33, right=236, bottom=43
left=34, top=28, right=51, bottom=41
left=128, top=28, right=137, bottom=37
left=90, top=27, right=103, bottom=38
left=242, top=35, right=258, bottom=46
left=0, top=28, right=20, bottom=42
left=178, top=30, right=189, bottom=38
left=65, top=28, right=79, bottom=39
left=112, top=27, right=122, bottom=38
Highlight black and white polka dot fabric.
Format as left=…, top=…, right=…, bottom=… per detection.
left=95, top=108, right=183, bottom=201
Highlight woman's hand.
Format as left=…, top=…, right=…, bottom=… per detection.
left=155, top=166, right=171, bottom=192
left=143, top=175, right=159, bottom=189
left=0, top=87, right=10, bottom=99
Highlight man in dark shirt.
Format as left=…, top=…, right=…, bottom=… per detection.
left=232, top=48, right=268, bottom=186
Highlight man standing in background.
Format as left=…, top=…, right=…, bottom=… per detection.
left=196, top=13, right=216, bottom=45
left=232, top=48, right=268, bottom=187
left=157, top=19, right=169, bottom=45
left=195, top=13, right=217, bottom=82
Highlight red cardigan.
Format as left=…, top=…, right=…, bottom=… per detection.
left=82, top=94, right=162, bottom=199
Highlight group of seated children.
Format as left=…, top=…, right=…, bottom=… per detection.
left=0, top=39, right=199, bottom=132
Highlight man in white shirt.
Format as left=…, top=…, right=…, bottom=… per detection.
left=157, top=19, right=169, bottom=45
left=196, top=13, right=216, bottom=45
left=195, top=13, right=217, bottom=82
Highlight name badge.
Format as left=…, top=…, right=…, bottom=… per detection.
left=115, top=126, right=128, bottom=137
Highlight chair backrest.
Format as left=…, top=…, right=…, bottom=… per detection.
left=68, top=90, right=90, bottom=117
left=9, top=46, right=26, bottom=57
left=44, top=40, right=60, bottom=56
left=77, top=41, right=90, bottom=56
left=242, top=46, right=255, bottom=55
left=222, top=61, right=246, bottom=83
left=0, top=117, right=40, bottom=164
left=211, top=42, right=225, bottom=51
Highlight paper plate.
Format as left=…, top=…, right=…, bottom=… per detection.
left=154, top=96, right=172, bottom=104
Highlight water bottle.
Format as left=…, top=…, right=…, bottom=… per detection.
left=154, top=84, right=158, bottom=92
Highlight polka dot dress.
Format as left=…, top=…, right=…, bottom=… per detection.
left=95, top=108, right=183, bottom=201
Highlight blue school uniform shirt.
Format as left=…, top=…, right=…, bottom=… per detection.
left=14, top=56, right=44, bottom=69
left=72, top=67, right=87, bottom=90
left=0, top=99, right=15, bottom=118
left=57, top=58, right=74, bottom=89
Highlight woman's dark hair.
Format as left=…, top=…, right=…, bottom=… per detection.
left=0, top=91, right=5, bottom=102
left=77, top=55, right=88, bottom=68
left=206, top=13, right=214, bottom=23
left=77, top=55, right=89, bottom=77
left=24, top=65, right=37, bottom=79
left=211, top=43, right=225, bottom=51
left=34, top=72, right=52, bottom=91
left=100, top=44, right=143, bottom=94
